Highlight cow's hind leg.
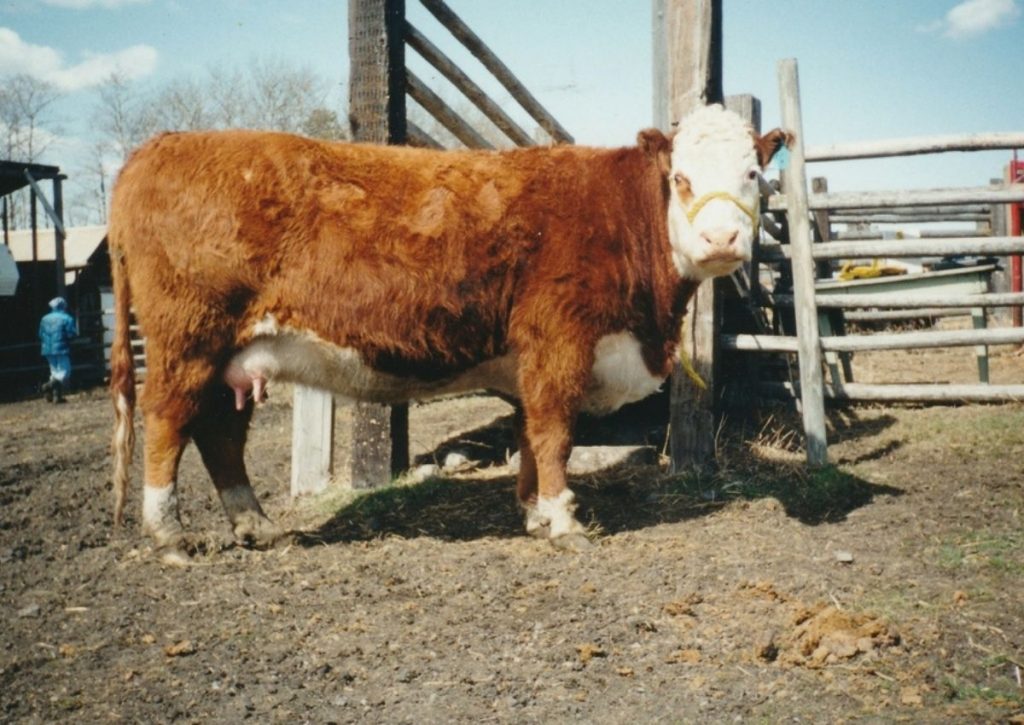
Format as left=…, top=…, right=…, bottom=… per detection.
left=190, top=391, right=282, bottom=549
left=141, top=409, right=192, bottom=566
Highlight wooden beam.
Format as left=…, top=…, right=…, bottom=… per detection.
left=655, top=0, right=723, bottom=473
left=768, top=185, right=1024, bottom=212
left=653, top=0, right=722, bottom=128
left=778, top=58, right=828, bottom=466
left=724, top=326, right=1024, bottom=352
left=406, top=70, right=495, bottom=149
left=762, top=381, right=1024, bottom=403
left=807, top=132, right=1024, bottom=162
left=419, top=0, right=573, bottom=143
left=349, top=0, right=406, bottom=144
left=758, top=236, right=1024, bottom=261
left=404, top=21, right=534, bottom=147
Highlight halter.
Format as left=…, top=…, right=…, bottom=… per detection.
left=684, top=191, right=760, bottom=234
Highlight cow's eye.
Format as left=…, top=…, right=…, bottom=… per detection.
left=747, top=169, right=758, bottom=181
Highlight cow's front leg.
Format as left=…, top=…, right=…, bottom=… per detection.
left=517, top=353, right=594, bottom=551
left=514, top=408, right=548, bottom=538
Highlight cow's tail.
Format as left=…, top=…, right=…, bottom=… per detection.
left=109, top=237, right=136, bottom=526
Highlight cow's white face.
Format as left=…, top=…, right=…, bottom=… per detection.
left=659, top=105, right=791, bottom=281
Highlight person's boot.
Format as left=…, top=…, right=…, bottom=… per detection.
left=52, top=380, right=65, bottom=403
left=42, top=381, right=53, bottom=402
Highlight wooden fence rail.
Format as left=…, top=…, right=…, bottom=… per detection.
left=768, top=185, right=1024, bottom=212
left=806, top=133, right=1024, bottom=161
left=759, top=236, right=1024, bottom=261
left=761, top=57, right=1024, bottom=465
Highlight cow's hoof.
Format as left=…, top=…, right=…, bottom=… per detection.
left=232, top=512, right=284, bottom=549
left=152, top=533, right=200, bottom=567
left=157, top=545, right=193, bottom=568
left=550, top=532, right=595, bottom=552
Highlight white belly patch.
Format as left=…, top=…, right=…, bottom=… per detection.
left=582, top=332, right=666, bottom=414
left=227, top=326, right=518, bottom=403
left=227, top=324, right=662, bottom=412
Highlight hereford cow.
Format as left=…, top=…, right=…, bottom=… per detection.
left=108, top=104, right=790, bottom=563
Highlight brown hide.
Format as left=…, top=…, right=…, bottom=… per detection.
left=107, top=129, right=701, bottom=538
left=109, top=131, right=691, bottom=417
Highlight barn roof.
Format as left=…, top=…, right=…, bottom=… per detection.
left=5, top=225, right=107, bottom=270
left=0, top=160, right=63, bottom=197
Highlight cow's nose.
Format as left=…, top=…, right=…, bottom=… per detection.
left=700, top=228, right=739, bottom=250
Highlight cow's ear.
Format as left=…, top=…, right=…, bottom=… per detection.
left=755, top=128, right=795, bottom=169
left=637, top=128, right=673, bottom=177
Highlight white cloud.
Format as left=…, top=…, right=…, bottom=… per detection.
left=0, top=27, right=157, bottom=91
left=41, top=0, right=150, bottom=8
left=919, top=0, right=1021, bottom=39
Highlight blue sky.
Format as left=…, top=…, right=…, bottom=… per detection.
left=2, top=0, right=1022, bottom=210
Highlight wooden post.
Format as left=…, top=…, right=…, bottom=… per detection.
left=292, top=0, right=409, bottom=497
left=346, top=0, right=409, bottom=488
left=654, top=0, right=723, bottom=471
left=53, top=175, right=66, bottom=300
left=777, top=58, right=828, bottom=466
left=291, top=385, right=334, bottom=497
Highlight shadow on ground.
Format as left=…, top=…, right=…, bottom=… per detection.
left=300, top=409, right=904, bottom=547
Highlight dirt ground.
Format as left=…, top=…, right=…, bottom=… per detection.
left=2, top=342, right=1023, bottom=723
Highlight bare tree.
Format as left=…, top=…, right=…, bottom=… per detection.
left=151, top=77, right=212, bottom=132
left=93, top=72, right=158, bottom=163
left=77, top=59, right=348, bottom=224
left=247, top=57, right=326, bottom=133
left=0, top=73, right=63, bottom=161
left=0, top=73, right=64, bottom=228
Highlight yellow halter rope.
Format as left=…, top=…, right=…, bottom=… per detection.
left=685, top=191, right=760, bottom=234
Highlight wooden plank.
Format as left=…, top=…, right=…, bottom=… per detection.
left=419, top=0, right=573, bottom=143
left=406, top=70, right=494, bottom=149
left=758, top=236, right=1024, bottom=261
left=833, top=228, right=991, bottom=240
left=806, top=132, right=1024, bottom=162
left=768, top=185, right=1024, bottom=212
left=772, top=291, right=1024, bottom=309
left=762, top=381, right=1024, bottom=402
left=724, top=326, right=1024, bottom=355
left=777, top=58, right=828, bottom=466
left=654, top=0, right=722, bottom=128
left=404, top=21, right=533, bottom=147
left=822, top=326, right=1024, bottom=353
left=656, top=0, right=723, bottom=472
left=721, top=334, right=799, bottom=352
left=406, top=119, right=444, bottom=149
left=290, top=385, right=334, bottom=497
left=830, top=213, right=990, bottom=224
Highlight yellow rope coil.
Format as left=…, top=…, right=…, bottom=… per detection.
left=685, top=191, right=760, bottom=234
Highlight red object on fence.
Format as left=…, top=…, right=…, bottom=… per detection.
left=1009, top=156, right=1023, bottom=327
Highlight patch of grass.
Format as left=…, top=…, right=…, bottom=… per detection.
left=942, top=676, right=1024, bottom=708
left=934, top=530, right=1024, bottom=576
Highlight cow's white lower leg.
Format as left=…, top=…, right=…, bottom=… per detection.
left=142, top=484, right=190, bottom=565
left=218, top=485, right=282, bottom=547
left=526, top=489, right=588, bottom=544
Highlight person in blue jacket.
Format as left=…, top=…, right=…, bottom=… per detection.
left=39, top=296, right=78, bottom=403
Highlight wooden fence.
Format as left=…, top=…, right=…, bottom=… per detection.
left=725, top=58, right=1024, bottom=465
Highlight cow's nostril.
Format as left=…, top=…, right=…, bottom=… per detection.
left=701, top=229, right=739, bottom=248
